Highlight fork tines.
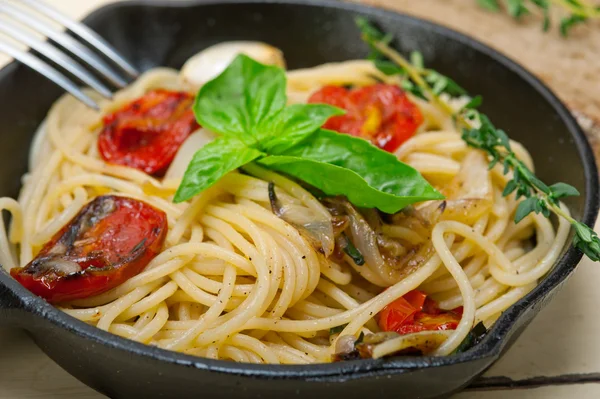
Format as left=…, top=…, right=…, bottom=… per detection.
left=0, top=0, right=139, bottom=110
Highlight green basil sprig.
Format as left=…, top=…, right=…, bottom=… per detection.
left=174, top=54, right=443, bottom=213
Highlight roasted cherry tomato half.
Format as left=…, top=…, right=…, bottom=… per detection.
left=308, top=84, right=423, bottom=152
left=11, top=195, right=167, bottom=303
left=378, top=295, right=418, bottom=333
left=378, top=290, right=461, bottom=335
left=98, top=89, right=199, bottom=175
left=392, top=312, right=461, bottom=335
left=403, top=289, right=427, bottom=310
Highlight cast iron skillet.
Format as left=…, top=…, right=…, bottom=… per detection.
left=0, top=1, right=597, bottom=398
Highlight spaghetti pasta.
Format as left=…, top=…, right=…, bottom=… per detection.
left=0, top=45, right=570, bottom=364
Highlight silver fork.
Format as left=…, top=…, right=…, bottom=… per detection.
left=0, top=0, right=139, bottom=110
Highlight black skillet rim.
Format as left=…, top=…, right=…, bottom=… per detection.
left=0, top=0, right=598, bottom=380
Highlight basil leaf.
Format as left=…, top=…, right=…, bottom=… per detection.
left=174, top=137, right=264, bottom=203
left=258, top=129, right=443, bottom=213
left=193, top=54, right=286, bottom=145
left=261, top=104, right=345, bottom=154
left=178, top=53, right=442, bottom=214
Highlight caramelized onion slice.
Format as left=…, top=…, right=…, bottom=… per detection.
left=418, top=150, right=493, bottom=225
left=268, top=182, right=335, bottom=256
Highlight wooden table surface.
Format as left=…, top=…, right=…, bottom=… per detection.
left=1, top=1, right=599, bottom=398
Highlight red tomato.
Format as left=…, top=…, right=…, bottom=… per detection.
left=98, top=89, right=199, bottom=175
left=378, top=290, right=461, bottom=335
left=378, top=296, right=418, bottom=332
left=422, top=297, right=443, bottom=315
left=11, top=196, right=167, bottom=303
left=394, top=313, right=460, bottom=335
left=308, top=84, right=423, bottom=152
left=403, top=289, right=427, bottom=310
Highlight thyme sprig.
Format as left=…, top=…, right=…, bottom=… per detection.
left=356, top=17, right=600, bottom=262
left=477, top=0, right=600, bottom=36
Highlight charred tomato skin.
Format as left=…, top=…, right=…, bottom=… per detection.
left=11, top=195, right=167, bottom=303
left=98, top=89, right=199, bottom=175
left=308, top=84, right=423, bottom=152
